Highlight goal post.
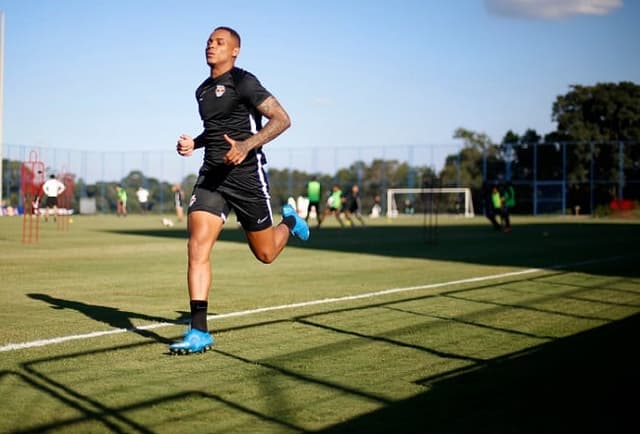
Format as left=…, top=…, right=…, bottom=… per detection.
left=386, top=187, right=475, bottom=218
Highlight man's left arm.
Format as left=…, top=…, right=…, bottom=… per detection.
left=223, top=96, right=291, bottom=166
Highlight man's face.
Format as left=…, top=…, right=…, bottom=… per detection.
left=206, top=29, right=239, bottom=67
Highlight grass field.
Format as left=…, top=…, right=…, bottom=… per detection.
left=1, top=213, right=639, bottom=433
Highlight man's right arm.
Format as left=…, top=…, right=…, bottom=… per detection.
left=193, top=133, right=206, bottom=149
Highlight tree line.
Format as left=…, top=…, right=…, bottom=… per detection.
left=439, top=81, right=639, bottom=214
left=2, top=81, right=638, bottom=215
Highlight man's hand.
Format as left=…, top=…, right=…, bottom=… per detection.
left=223, top=134, right=250, bottom=165
left=177, top=134, right=195, bottom=157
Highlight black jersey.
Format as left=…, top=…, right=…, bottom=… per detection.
left=193, top=67, right=272, bottom=169
left=347, top=191, right=362, bottom=213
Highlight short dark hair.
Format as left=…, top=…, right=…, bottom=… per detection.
left=215, top=26, right=241, bottom=47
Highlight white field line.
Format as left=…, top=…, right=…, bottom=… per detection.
left=0, top=257, right=620, bottom=353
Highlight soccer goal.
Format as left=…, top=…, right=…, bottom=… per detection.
left=386, top=187, right=475, bottom=218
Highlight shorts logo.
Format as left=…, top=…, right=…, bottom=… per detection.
left=215, top=85, right=226, bottom=97
left=189, top=194, right=197, bottom=208
left=257, top=216, right=269, bottom=224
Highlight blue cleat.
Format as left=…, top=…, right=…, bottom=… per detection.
left=282, top=204, right=310, bottom=241
left=169, top=328, right=214, bottom=355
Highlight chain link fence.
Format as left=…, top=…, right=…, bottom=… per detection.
left=2, top=141, right=639, bottom=217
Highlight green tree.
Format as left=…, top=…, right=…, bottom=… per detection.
left=505, top=129, right=542, bottom=181
left=501, top=130, right=520, bottom=146
left=440, top=127, right=498, bottom=188
left=552, top=82, right=640, bottom=142
left=551, top=82, right=640, bottom=185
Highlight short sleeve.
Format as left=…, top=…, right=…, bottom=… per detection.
left=234, top=69, right=272, bottom=109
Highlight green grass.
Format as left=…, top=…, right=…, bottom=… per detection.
left=1, top=213, right=639, bottom=433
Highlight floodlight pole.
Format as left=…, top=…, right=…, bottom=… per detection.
left=0, top=11, right=4, bottom=208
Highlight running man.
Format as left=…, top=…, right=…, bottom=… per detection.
left=172, top=26, right=309, bottom=354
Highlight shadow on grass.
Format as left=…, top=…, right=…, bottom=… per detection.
left=10, top=282, right=640, bottom=433
left=103, top=221, right=640, bottom=277
left=27, top=293, right=189, bottom=344
left=314, top=312, right=640, bottom=434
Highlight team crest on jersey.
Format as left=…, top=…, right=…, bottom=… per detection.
left=215, top=85, right=226, bottom=97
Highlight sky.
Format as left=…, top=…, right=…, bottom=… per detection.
left=1, top=0, right=639, bottom=176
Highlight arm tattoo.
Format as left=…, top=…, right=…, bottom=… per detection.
left=243, top=96, right=291, bottom=150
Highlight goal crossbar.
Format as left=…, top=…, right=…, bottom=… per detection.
left=387, top=187, right=475, bottom=218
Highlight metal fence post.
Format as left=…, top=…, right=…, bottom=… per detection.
left=562, top=142, right=567, bottom=215
left=619, top=141, right=625, bottom=200
left=533, top=142, right=538, bottom=216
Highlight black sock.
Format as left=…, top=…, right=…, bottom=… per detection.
left=282, top=215, right=296, bottom=230
left=190, top=300, right=208, bottom=332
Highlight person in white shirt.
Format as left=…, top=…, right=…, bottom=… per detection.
left=136, top=186, right=150, bottom=214
left=41, top=174, right=66, bottom=222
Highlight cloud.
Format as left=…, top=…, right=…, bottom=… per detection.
left=485, top=0, right=623, bottom=20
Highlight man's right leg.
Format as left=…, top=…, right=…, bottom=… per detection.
left=169, top=210, right=223, bottom=354
left=187, top=211, right=224, bottom=302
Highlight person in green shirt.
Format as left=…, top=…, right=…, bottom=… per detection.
left=321, top=184, right=345, bottom=228
left=306, top=177, right=323, bottom=227
left=502, top=182, right=515, bottom=232
left=491, top=184, right=504, bottom=229
left=116, top=184, right=127, bottom=217
left=483, top=181, right=501, bottom=231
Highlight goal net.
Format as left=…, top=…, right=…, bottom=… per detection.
left=386, top=187, right=475, bottom=218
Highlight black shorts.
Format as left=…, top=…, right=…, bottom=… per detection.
left=45, top=196, right=58, bottom=208
left=188, top=165, right=273, bottom=232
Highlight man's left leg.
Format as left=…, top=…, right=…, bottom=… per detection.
left=246, top=204, right=309, bottom=264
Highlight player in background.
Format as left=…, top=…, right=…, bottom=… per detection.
left=502, top=181, right=515, bottom=233
left=172, top=183, right=185, bottom=222
left=344, top=184, right=365, bottom=227
left=41, top=174, right=66, bottom=222
left=172, top=26, right=309, bottom=354
left=136, top=186, right=150, bottom=214
left=491, top=183, right=504, bottom=230
left=115, top=184, right=127, bottom=217
left=305, top=176, right=322, bottom=228
left=321, top=184, right=346, bottom=228
left=482, top=181, right=501, bottom=231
